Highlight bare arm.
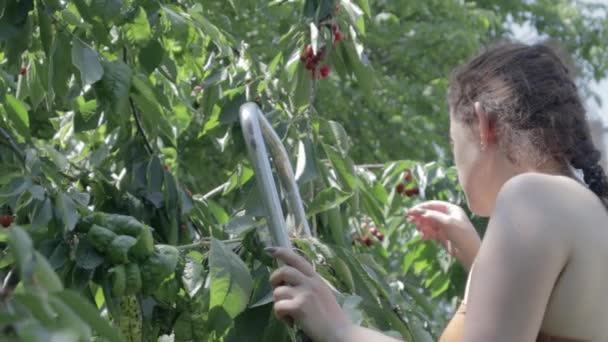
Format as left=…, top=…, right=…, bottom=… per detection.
left=333, top=325, right=401, bottom=342
left=463, top=174, right=571, bottom=341
left=267, top=247, right=403, bottom=342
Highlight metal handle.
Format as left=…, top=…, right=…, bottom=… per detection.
left=239, top=102, right=312, bottom=246
left=240, top=103, right=315, bottom=342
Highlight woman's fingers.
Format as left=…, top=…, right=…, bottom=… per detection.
left=270, top=266, right=310, bottom=287
left=408, top=200, right=452, bottom=214
left=267, top=247, right=315, bottom=277
left=274, top=297, right=302, bottom=321
left=273, top=285, right=296, bottom=301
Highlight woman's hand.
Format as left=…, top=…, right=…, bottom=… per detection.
left=267, top=247, right=353, bottom=342
left=407, top=200, right=481, bottom=270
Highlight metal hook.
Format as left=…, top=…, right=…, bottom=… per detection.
left=239, top=102, right=312, bottom=248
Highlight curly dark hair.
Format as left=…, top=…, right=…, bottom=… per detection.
left=448, top=42, right=608, bottom=207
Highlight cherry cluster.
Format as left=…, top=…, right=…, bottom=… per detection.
left=354, top=223, right=384, bottom=247
left=300, top=45, right=330, bottom=80
left=300, top=21, right=346, bottom=80
left=395, top=169, right=419, bottom=197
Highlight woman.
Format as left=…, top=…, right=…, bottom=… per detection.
left=266, top=42, right=608, bottom=342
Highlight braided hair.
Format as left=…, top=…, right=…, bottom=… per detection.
left=448, top=42, right=608, bottom=208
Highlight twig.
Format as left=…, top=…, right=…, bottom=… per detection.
left=129, top=97, right=154, bottom=155
left=200, top=182, right=229, bottom=200
left=123, top=47, right=154, bottom=156
left=177, top=238, right=242, bottom=251
left=356, top=163, right=386, bottom=169
left=0, top=125, right=25, bottom=164
left=1, top=269, right=19, bottom=295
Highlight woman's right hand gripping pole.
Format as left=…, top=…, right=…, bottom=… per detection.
left=406, top=201, right=481, bottom=271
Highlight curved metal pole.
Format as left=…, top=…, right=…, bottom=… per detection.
left=239, top=103, right=312, bottom=248
left=258, top=113, right=312, bottom=238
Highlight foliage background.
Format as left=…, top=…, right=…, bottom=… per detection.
left=0, top=0, right=606, bottom=341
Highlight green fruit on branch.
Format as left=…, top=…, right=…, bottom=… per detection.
left=124, top=263, right=142, bottom=295
left=140, top=245, right=179, bottom=294
left=119, top=295, right=142, bottom=342
left=75, top=213, right=100, bottom=233
left=78, top=212, right=150, bottom=238
left=110, top=265, right=126, bottom=297
left=87, top=225, right=118, bottom=253
left=107, top=235, right=138, bottom=264
left=100, top=213, right=145, bottom=237
left=129, top=227, right=155, bottom=261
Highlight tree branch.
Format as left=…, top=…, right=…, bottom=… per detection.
left=123, top=46, right=154, bottom=156
left=0, top=125, right=25, bottom=165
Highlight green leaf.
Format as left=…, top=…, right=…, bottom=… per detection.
left=182, top=256, right=206, bottom=298
left=33, top=251, right=64, bottom=292
left=219, top=92, right=246, bottom=124
left=209, top=238, right=253, bottom=319
left=71, top=38, right=104, bottom=87
left=323, top=144, right=358, bottom=191
left=13, top=293, right=56, bottom=325
left=295, top=137, right=318, bottom=185
left=49, top=31, right=72, bottom=101
left=342, top=0, right=366, bottom=35
left=48, top=241, right=69, bottom=269
left=48, top=294, right=92, bottom=339
left=125, top=7, right=151, bottom=46
left=139, top=39, right=164, bottom=74
left=54, top=192, right=80, bottom=232
left=327, top=120, right=352, bottom=157
left=0, top=177, right=33, bottom=202
left=55, top=290, right=124, bottom=342
left=32, top=197, right=52, bottom=229
left=5, top=94, right=30, bottom=138
left=0, top=0, right=33, bottom=42
left=8, top=226, right=34, bottom=282
left=75, top=239, right=104, bottom=270
left=307, top=187, right=352, bottom=217
left=94, top=59, right=132, bottom=125
left=26, top=60, right=47, bottom=109
left=355, top=0, right=371, bottom=17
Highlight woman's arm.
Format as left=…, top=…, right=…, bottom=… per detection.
left=463, top=174, right=571, bottom=341
left=333, top=325, right=402, bottom=342
left=267, top=247, right=402, bottom=342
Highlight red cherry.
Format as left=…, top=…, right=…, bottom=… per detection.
left=305, top=59, right=316, bottom=70
left=319, top=65, right=330, bottom=78
left=0, top=215, right=13, bottom=228
left=304, top=45, right=314, bottom=58
left=312, top=47, right=326, bottom=63
left=19, top=65, right=26, bottom=75
left=370, top=227, right=378, bottom=236
left=405, top=187, right=420, bottom=197
left=334, top=30, right=344, bottom=43
left=376, top=232, right=384, bottom=241
left=404, top=169, right=413, bottom=182
left=332, top=23, right=340, bottom=33
left=362, top=235, right=372, bottom=246
left=396, top=183, right=405, bottom=194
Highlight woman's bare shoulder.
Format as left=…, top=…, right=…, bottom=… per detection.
left=495, top=172, right=604, bottom=234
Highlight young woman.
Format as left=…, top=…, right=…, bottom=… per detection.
left=266, top=42, right=608, bottom=342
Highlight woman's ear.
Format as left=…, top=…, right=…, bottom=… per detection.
left=474, top=101, right=494, bottom=148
